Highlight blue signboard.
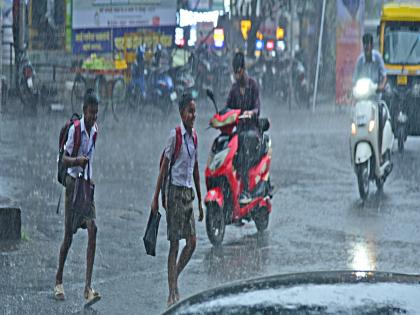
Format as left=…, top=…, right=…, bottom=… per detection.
left=72, top=28, right=112, bottom=54
left=73, top=26, right=175, bottom=54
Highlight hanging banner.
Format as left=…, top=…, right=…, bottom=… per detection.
left=72, top=0, right=177, bottom=29
left=336, top=0, right=365, bottom=105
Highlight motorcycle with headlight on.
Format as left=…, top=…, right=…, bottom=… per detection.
left=350, top=78, right=394, bottom=200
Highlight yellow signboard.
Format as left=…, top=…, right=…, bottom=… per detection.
left=276, top=27, right=284, bottom=40
left=241, top=20, right=251, bottom=40
left=214, top=28, right=224, bottom=41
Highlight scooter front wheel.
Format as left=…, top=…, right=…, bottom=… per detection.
left=357, top=160, right=370, bottom=201
left=253, top=207, right=269, bottom=232
left=397, top=127, right=405, bottom=153
left=206, top=203, right=225, bottom=246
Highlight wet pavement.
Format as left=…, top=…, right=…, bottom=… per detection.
left=1, top=97, right=420, bottom=315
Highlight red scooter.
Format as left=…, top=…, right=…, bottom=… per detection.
left=204, top=90, right=273, bottom=246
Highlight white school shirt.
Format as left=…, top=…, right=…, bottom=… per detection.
left=65, top=117, right=97, bottom=180
left=164, top=123, right=198, bottom=188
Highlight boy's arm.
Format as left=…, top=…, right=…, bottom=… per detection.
left=62, top=125, right=88, bottom=168
left=151, top=157, right=169, bottom=214
left=193, top=161, right=204, bottom=222
left=63, top=152, right=89, bottom=168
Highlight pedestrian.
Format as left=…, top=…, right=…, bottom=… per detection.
left=151, top=92, right=204, bottom=307
left=54, top=89, right=101, bottom=307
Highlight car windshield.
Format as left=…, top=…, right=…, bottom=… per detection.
left=384, top=22, right=420, bottom=64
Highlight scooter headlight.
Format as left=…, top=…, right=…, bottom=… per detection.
left=353, top=78, right=377, bottom=99
left=208, top=148, right=230, bottom=171
left=351, top=122, right=357, bottom=135
left=368, top=120, right=375, bottom=133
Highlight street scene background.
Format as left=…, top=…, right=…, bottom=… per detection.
left=2, top=0, right=420, bottom=314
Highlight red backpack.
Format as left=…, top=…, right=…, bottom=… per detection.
left=160, top=126, right=198, bottom=208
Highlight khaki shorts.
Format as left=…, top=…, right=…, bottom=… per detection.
left=65, top=176, right=96, bottom=234
left=166, top=185, right=196, bottom=241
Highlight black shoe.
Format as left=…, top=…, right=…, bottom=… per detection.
left=268, top=183, right=276, bottom=198
left=239, top=191, right=252, bottom=204
left=233, top=220, right=245, bottom=227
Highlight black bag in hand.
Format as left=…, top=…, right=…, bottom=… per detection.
left=143, top=211, right=161, bottom=256
left=71, top=164, right=95, bottom=234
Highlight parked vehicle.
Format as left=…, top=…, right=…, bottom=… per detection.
left=17, top=49, right=38, bottom=110
left=126, top=61, right=147, bottom=112
left=174, top=65, right=198, bottom=99
left=149, top=66, right=177, bottom=113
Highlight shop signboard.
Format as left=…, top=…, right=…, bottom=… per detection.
left=72, top=26, right=174, bottom=54
left=72, top=0, right=176, bottom=29
left=336, top=0, right=365, bottom=105
left=72, top=0, right=176, bottom=54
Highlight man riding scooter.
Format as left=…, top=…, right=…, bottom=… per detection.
left=353, top=33, right=388, bottom=163
left=226, top=52, right=262, bottom=205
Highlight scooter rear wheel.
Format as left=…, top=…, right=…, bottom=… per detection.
left=206, top=203, right=225, bottom=246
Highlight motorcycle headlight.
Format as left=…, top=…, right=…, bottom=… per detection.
left=368, top=120, right=375, bottom=133
left=208, top=147, right=230, bottom=171
left=412, top=83, right=420, bottom=97
left=351, top=122, right=357, bottom=135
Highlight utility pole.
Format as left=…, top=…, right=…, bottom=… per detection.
left=0, top=1, right=3, bottom=113
left=288, top=0, right=295, bottom=111
left=312, top=0, right=326, bottom=112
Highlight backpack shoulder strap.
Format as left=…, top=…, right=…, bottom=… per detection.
left=193, top=129, right=198, bottom=148
left=92, top=123, right=98, bottom=146
left=72, top=120, right=82, bottom=157
left=172, top=126, right=182, bottom=163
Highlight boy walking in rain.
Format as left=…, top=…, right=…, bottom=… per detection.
left=54, top=90, right=101, bottom=307
left=151, top=93, right=204, bottom=307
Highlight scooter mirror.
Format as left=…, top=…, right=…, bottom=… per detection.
left=206, top=89, right=219, bottom=113
left=206, top=89, right=214, bottom=100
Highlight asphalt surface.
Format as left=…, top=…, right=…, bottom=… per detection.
left=1, top=96, right=420, bottom=315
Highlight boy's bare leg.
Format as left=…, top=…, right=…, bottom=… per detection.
left=168, top=240, right=179, bottom=305
left=85, top=220, right=97, bottom=293
left=56, top=217, right=73, bottom=285
left=176, top=235, right=196, bottom=282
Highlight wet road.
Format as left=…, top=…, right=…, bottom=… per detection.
left=1, top=97, right=420, bottom=315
